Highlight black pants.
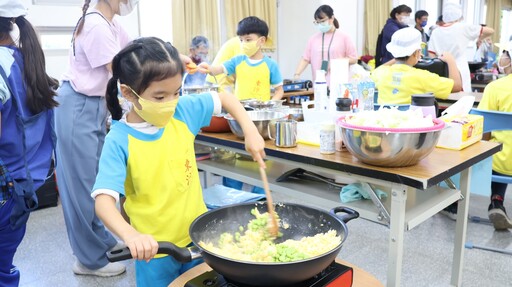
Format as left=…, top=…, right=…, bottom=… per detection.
left=491, top=170, right=509, bottom=199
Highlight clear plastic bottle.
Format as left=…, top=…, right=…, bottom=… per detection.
left=357, top=78, right=375, bottom=112
left=320, top=122, right=336, bottom=154
left=314, top=70, right=328, bottom=111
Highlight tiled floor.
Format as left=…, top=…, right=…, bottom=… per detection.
left=14, top=176, right=512, bottom=287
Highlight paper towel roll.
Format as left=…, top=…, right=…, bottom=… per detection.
left=330, top=58, right=349, bottom=85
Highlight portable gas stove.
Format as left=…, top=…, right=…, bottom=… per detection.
left=282, top=79, right=313, bottom=92
left=184, top=261, right=353, bottom=287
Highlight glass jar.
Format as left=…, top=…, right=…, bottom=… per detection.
left=319, top=122, right=336, bottom=154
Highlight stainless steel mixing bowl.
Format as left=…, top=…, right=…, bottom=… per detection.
left=337, top=117, right=445, bottom=167
left=224, top=111, right=288, bottom=139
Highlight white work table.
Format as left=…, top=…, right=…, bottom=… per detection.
left=195, top=132, right=501, bottom=287
left=440, top=92, right=483, bottom=107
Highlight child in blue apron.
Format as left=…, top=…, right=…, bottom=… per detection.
left=92, top=37, right=266, bottom=287
left=0, top=1, right=59, bottom=286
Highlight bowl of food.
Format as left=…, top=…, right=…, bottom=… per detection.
left=225, top=110, right=288, bottom=139
left=336, top=110, right=445, bottom=167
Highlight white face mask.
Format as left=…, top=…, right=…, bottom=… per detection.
left=10, top=21, right=20, bottom=45
left=498, top=62, right=510, bottom=74
left=400, top=16, right=411, bottom=25
left=119, top=0, right=139, bottom=16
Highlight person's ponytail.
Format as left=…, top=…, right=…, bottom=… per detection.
left=16, top=16, right=58, bottom=114
left=75, top=0, right=91, bottom=38
left=333, top=18, right=339, bottom=29
left=106, top=77, right=123, bottom=121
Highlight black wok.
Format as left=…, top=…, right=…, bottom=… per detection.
left=107, top=202, right=359, bottom=286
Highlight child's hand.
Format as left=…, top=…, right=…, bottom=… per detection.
left=125, top=233, right=159, bottom=262
left=244, top=132, right=266, bottom=168
left=186, top=62, right=199, bottom=74
left=197, top=62, right=211, bottom=74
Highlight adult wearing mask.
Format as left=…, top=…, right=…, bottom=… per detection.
left=428, top=1, right=494, bottom=92
left=477, top=41, right=512, bottom=230
left=184, top=35, right=209, bottom=86
left=376, top=4, right=412, bottom=67
left=293, top=4, right=357, bottom=86
left=0, top=1, right=58, bottom=285
left=414, top=10, right=429, bottom=44
left=54, top=0, right=137, bottom=277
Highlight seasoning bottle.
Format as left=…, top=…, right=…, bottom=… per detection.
left=314, top=70, right=328, bottom=111
left=320, top=122, right=336, bottom=154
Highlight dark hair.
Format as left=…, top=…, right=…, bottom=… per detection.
left=190, top=35, right=209, bottom=49
left=74, top=0, right=92, bottom=37
left=106, top=37, right=184, bottom=120
left=437, top=15, right=443, bottom=23
left=415, top=10, right=429, bottom=20
left=0, top=16, right=58, bottom=113
left=237, top=16, right=268, bottom=37
left=390, top=4, right=412, bottom=20
left=314, top=5, right=339, bottom=29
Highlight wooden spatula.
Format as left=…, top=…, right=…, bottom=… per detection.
left=259, top=166, right=279, bottom=238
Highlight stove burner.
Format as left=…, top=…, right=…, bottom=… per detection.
left=184, top=261, right=353, bottom=287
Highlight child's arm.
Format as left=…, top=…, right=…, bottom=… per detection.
left=198, top=63, right=225, bottom=76
left=219, top=92, right=266, bottom=168
left=95, top=194, right=159, bottom=262
left=272, top=85, right=284, bottom=101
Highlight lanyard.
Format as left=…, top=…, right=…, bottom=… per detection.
left=72, top=12, right=110, bottom=56
left=321, top=30, right=336, bottom=63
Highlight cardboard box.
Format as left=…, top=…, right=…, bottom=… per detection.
left=436, top=114, right=484, bottom=150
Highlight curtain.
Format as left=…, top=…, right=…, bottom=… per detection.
left=171, top=0, right=220, bottom=58
left=486, top=0, right=502, bottom=50
left=224, top=0, right=277, bottom=51
left=363, top=0, right=392, bottom=56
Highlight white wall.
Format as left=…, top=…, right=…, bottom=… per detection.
left=138, top=0, right=173, bottom=41
left=276, top=0, right=319, bottom=80
left=22, top=0, right=140, bottom=80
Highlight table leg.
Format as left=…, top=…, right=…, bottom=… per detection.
left=202, top=170, right=213, bottom=188
left=451, top=167, right=472, bottom=286
left=387, top=186, right=407, bottom=287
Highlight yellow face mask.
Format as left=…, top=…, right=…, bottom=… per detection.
left=240, top=39, right=261, bottom=57
left=125, top=84, right=178, bottom=128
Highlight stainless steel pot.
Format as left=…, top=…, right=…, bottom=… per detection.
left=182, top=85, right=219, bottom=96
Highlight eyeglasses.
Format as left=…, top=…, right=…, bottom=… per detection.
left=313, top=17, right=329, bottom=25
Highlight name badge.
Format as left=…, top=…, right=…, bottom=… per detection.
left=321, top=60, right=328, bottom=72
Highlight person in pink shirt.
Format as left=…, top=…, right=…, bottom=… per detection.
left=293, top=4, right=358, bottom=86
left=54, top=0, right=136, bottom=277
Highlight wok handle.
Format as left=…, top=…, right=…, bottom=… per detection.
left=106, top=241, right=195, bottom=263
left=330, top=206, right=359, bottom=223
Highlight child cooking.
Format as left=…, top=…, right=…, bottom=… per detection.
left=92, top=37, right=266, bottom=287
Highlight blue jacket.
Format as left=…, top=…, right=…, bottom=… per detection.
left=379, top=18, right=409, bottom=64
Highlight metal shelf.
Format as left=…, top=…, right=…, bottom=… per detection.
left=198, top=158, right=461, bottom=230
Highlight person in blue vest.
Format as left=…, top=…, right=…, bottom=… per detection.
left=376, top=4, right=412, bottom=67
left=0, top=1, right=59, bottom=286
